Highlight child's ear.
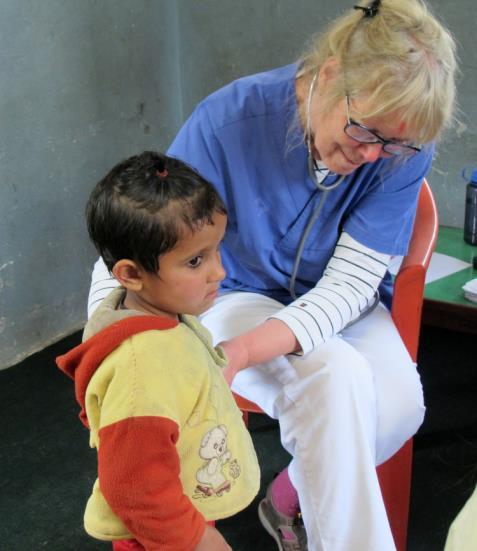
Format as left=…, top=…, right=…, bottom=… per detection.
left=112, top=259, right=144, bottom=291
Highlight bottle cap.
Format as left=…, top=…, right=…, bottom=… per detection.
left=462, top=167, right=477, bottom=184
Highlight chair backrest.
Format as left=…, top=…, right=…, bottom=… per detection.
left=391, top=178, right=439, bottom=362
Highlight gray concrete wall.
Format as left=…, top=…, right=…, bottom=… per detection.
left=0, top=0, right=181, bottom=369
left=177, top=0, right=334, bottom=115
left=428, top=1, right=477, bottom=226
left=1, top=0, right=475, bottom=369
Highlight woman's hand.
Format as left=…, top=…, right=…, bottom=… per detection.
left=194, top=524, right=232, bottom=551
left=219, top=318, right=301, bottom=386
left=219, top=336, right=249, bottom=386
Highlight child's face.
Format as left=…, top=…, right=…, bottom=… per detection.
left=133, top=212, right=227, bottom=319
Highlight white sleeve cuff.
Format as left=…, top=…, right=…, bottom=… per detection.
left=270, top=232, right=390, bottom=355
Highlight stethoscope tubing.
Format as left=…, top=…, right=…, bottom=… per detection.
left=289, top=70, right=379, bottom=322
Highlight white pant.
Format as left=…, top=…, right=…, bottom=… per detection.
left=200, top=292, right=425, bottom=551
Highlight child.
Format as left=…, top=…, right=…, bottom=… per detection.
left=56, top=151, right=260, bottom=551
left=445, top=482, right=477, bottom=551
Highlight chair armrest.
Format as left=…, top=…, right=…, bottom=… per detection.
left=391, top=179, right=438, bottom=362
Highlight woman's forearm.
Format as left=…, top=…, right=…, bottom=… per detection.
left=222, top=318, right=300, bottom=372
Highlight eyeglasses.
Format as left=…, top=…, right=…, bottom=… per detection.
left=344, top=96, right=421, bottom=157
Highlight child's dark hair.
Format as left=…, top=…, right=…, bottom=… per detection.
left=86, top=151, right=227, bottom=272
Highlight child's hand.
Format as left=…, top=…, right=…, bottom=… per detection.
left=194, top=524, right=232, bottom=551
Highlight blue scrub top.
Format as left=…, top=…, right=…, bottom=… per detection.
left=168, top=64, right=433, bottom=307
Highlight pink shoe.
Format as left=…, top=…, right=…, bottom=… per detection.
left=258, top=481, right=308, bottom=551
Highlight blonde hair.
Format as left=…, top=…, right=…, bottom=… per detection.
left=299, top=0, right=457, bottom=143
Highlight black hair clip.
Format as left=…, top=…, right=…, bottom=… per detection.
left=353, top=0, right=381, bottom=18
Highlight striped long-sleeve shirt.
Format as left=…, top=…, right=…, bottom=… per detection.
left=271, top=232, right=390, bottom=354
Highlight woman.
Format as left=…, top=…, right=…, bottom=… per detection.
left=89, top=1, right=456, bottom=549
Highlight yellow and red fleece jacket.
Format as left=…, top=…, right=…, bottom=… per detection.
left=56, top=288, right=260, bottom=551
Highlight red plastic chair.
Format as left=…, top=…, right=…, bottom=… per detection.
left=233, top=179, right=438, bottom=551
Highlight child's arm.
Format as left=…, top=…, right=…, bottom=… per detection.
left=98, top=415, right=206, bottom=550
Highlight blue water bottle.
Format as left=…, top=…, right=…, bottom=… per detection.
left=463, top=167, right=477, bottom=245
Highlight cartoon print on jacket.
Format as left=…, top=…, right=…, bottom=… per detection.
left=194, top=425, right=241, bottom=498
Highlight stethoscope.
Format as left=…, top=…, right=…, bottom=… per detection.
left=289, top=71, right=379, bottom=322
left=289, top=71, right=345, bottom=299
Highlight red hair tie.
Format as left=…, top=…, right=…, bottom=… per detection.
left=156, top=168, right=168, bottom=178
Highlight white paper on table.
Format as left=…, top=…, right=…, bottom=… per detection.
left=425, top=253, right=472, bottom=283
left=388, top=252, right=472, bottom=284
left=462, top=278, right=477, bottom=303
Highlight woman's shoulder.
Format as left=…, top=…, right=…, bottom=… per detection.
left=198, top=63, right=297, bottom=129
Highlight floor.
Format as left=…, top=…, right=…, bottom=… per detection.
left=1, top=324, right=476, bottom=550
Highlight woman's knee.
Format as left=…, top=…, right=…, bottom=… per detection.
left=375, top=363, right=425, bottom=464
left=399, top=366, right=426, bottom=434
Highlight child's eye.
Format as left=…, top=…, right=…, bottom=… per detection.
left=187, top=256, right=202, bottom=268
